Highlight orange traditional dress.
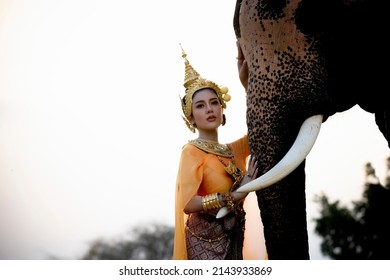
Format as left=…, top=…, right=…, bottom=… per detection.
left=173, top=135, right=252, bottom=259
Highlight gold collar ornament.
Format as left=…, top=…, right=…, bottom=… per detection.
left=216, top=154, right=244, bottom=190
left=188, top=139, right=233, bottom=157
left=180, top=44, right=231, bottom=132
left=188, top=138, right=243, bottom=190
left=189, top=138, right=244, bottom=190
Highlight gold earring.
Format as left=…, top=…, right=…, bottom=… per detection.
left=182, top=116, right=196, bottom=133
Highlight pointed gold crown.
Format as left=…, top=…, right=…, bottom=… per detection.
left=180, top=44, right=231, bottom=132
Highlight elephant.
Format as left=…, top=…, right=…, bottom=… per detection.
left=226, top=0, right=389, bottom=259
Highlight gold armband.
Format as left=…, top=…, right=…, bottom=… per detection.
left=201, top=193, right=222, bottom=212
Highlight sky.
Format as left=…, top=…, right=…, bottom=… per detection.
left=1, top=0, right=389, bottom=260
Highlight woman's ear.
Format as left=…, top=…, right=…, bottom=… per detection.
left=222, top=114, right=226, bottom=126
left=190, top=116, right=196, bottom=127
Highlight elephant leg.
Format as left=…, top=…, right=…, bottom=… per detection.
left=256, top=163, right=309, bottom=259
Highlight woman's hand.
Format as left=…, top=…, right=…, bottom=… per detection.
left=236, top=40, right=248, bottom=91
left=231, top=155, right=258, bottom=201
left=242, top=155, right=258, bottom=186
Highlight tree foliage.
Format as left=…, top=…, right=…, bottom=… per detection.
left=314, top=159, right=390, bottom=259
left=80, top=223, right=174, bottom=260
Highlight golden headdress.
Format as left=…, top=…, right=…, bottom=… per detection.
left=180, top=44, right=231, bottom=132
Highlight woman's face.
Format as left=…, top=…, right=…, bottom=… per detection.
left=190, top=88, right=223, bottom=132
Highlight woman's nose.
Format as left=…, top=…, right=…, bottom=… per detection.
left=206, top=104, right=213, bottom=112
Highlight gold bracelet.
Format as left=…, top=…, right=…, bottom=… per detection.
left=213, top=193, right=222, bottom=210
left=222, top=192, right=235, bottom=211
left=206, top=195, right=212, bottom=211
left=212, top=193, right=222, bottom=209
left=201, top=195, right=209, bottom=212
left=202, top=194, right=211, bottom=212
left=201, top=193, right=222, bottom=212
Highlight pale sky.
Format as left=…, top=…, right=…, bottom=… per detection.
left=1, top=0, right=389, bottom=260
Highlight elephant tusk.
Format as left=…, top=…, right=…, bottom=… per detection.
left=216, top=114, right=323, bottom=219
left=237, top=114, right=323, bottom=192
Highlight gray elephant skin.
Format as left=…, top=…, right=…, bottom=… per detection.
left=233, top=0, right=389, bottom=259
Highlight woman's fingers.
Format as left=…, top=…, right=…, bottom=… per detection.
left=246, top=156, right=258, bottom=180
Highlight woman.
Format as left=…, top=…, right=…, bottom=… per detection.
left=173, top=47, right=259, bottom=260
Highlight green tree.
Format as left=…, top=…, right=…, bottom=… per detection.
left=81, top=223, right=174, bottom=260
left=314, top=159, right=390, bottom=259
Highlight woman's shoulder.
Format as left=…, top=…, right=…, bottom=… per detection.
left=228, top=134, right=249, bottom=157
left=181, top=141, right=206, bottom=156
left=228, top=134, right=248, bottom=147
left=179, top=142, right=208, bottom=167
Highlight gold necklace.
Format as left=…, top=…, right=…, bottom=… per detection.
left=188, top=138, right=233, bottom=157
left=188, top=138, right=243, bottom=189
left=217, top=155, right=244, bottom=190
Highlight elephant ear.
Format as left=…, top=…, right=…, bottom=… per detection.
left=295, top=0, right=344, bottom=36
left=375, top=110, right=390, bottom=149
